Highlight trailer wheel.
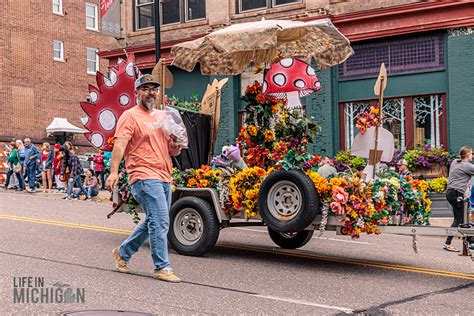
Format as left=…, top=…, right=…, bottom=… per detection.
left=268, top=228, right=314, bottom=249
left=168, top=196, right=220, bottom=256
left=258, top=170, right=320, bottom=233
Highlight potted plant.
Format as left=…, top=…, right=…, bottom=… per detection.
left=403, top=145, right=451, bottom=179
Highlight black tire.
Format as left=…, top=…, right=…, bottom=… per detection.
left=258, top=170, right=320, bottom=233
left=168, top=196, right=220, bottom=256
left=268, top=228, right=314, bottom=249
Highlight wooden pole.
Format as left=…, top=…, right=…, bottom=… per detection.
left=371, top=75, right=385, bottom=179
left=208, top=86, right=220, bottom=164
left=160, top=61, right=166, bottom=110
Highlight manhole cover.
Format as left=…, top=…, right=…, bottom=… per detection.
left=60, top=311, right=153, bottom=316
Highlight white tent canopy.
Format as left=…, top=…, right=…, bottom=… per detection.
left=46, top=117, right=87, bottom=136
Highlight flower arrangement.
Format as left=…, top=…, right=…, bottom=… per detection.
left=229, top=167, right=267, bottom=218
left=305, top=170, right=431, bottom=237
left=356, top=106, right=383, bottom=134
left=333, top=151, right=367, bottom=172
left=115, top=160, right=140, bottom=224
left=237, top=80, right=319, bottom=171
left=429, top=177, right=448, bottom=193
left=172, top=165, right=222, bottom=189
left=403, top=145, right=451, bottom=171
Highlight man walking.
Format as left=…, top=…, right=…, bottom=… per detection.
left=23, top=138, right=39, bottom=192
left=107, top=74, right=185, bottom=283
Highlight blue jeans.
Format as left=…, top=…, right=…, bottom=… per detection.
left=67, top=175, right=88, bottom=198
left=87, top=187, right=98, bottom=197
left=5, top=169, right=25, bottom=190
left=26, top=163, right=36, bottom=190
left=119, top=180, right=172, bottom=270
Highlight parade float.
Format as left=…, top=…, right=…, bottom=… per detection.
left=80, top=18, right=473, bottom=257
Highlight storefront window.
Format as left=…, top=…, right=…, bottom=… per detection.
left=382, top=98, right=406, bottom=150
left=341, top=94, right=445, bottom=151
left=343, top=101, right=370, bottom=149
left=414, top=95, right=443, bottom=147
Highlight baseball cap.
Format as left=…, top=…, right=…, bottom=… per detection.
left=134, top=74, right=160, bottom=90
left=397, top=159, right=408, bottom=166
left=54, top=143, right=61, bottom=149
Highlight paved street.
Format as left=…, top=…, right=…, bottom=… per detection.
left=0, top=191, right=472, bottom=315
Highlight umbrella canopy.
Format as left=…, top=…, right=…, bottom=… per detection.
left=171, top=18, right=354, bottom=75
left=46, top=117, right=87, bottom=135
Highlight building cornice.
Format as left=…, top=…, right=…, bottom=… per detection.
left=100, top=1, right=474, bottom=66
left=328, top=1, right=474, bottom=41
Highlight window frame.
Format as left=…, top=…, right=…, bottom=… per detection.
left=86, top=47, right=99, bottom=75
left=53, top=0, right=63, bottom=15
left=184, top=0, right=206, bottom=22
left=238, top=0, right=268, bottom=13
left=53, top=40, right=64, bottom=62
left=339, top=94, right=447, bottom=151
left=271, top=0, right=302, bottom=8
left=135, top=0, right=155, bottom=31
left=85, top=2, right=99, bottom=31
left=161, top=0, right=182, bottom=26
left=237, top=0, right=301, bottom=13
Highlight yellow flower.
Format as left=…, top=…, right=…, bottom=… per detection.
left=370, top=106, right=379, bottom=115
left=264, top=130, right=275, bottom=142
left=245, top=190, right=257, bottom=199
left=272, top=104, right=280, bottom=114
left=330, top=177, right=347, bottom=187
left=247, top=125, right=257, bottom=137
left=200, top=179, right=210, bottom=187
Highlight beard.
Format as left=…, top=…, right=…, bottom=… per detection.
left=140, top=95, right=156, bottom=110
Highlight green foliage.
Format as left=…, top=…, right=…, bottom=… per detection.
left=167, top=94, right=201, bottom=112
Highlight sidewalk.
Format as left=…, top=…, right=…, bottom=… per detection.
left=1, top=186, right=112, bottom=203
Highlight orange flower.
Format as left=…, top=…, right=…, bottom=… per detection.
left=256, top=93, right=266, bottom=105
left=187, top=178, right=197, bottom=187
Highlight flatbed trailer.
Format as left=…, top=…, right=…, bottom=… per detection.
left=168, top=179, right=474, bottom=258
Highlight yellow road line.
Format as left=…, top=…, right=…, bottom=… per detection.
left=0, top=215, right=131, bottom=235
left=0, top=214, right=472, bottom=281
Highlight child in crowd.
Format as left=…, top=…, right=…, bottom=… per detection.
left=84, top=168, right=99, bottom=200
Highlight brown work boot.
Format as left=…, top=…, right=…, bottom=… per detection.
left=112, top=247, right=129, bottom=273
left=153, top=267, right=181, bottom=283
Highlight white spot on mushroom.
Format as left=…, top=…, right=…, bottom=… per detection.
left=89, top=91, right=98, bottom=103
left=80, top=116, right=89, bottom=126
left=262, top=81, right=268, bottom=94
left=273, top=74, right=286, bottom=87
left=99, top=110, right=116, bottom=131
left=315, top=81, right=321, bottom=89
left=119, top=94, right=130, bottom=106
left=90, top=133, right=104, bottom=148
left=294, top=79, right=306, bottom=88
left=126, top=62, right=135, bottom=77
left=306, top=66, right=316, bottom=76
left=280, top=58, right=294, bottom=68
left=104, top=70, right=117, bottom=87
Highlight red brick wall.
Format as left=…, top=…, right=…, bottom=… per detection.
left=0, top=0, right=117, bottom=150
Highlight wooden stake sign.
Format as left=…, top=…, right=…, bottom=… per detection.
left=371, top=63, right=387, bottom=179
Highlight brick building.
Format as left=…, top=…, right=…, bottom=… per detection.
left=100, top=0, right=474, bottom=157
left=0, top=0, right=115, bottom=150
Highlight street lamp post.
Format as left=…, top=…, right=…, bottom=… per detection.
left=154, top=0, right=161, bottom=62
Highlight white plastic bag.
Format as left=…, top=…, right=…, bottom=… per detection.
left=162, top=107, right=188, bottom=149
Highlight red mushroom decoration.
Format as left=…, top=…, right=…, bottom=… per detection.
left=262, top=58, right=321, bottom=110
